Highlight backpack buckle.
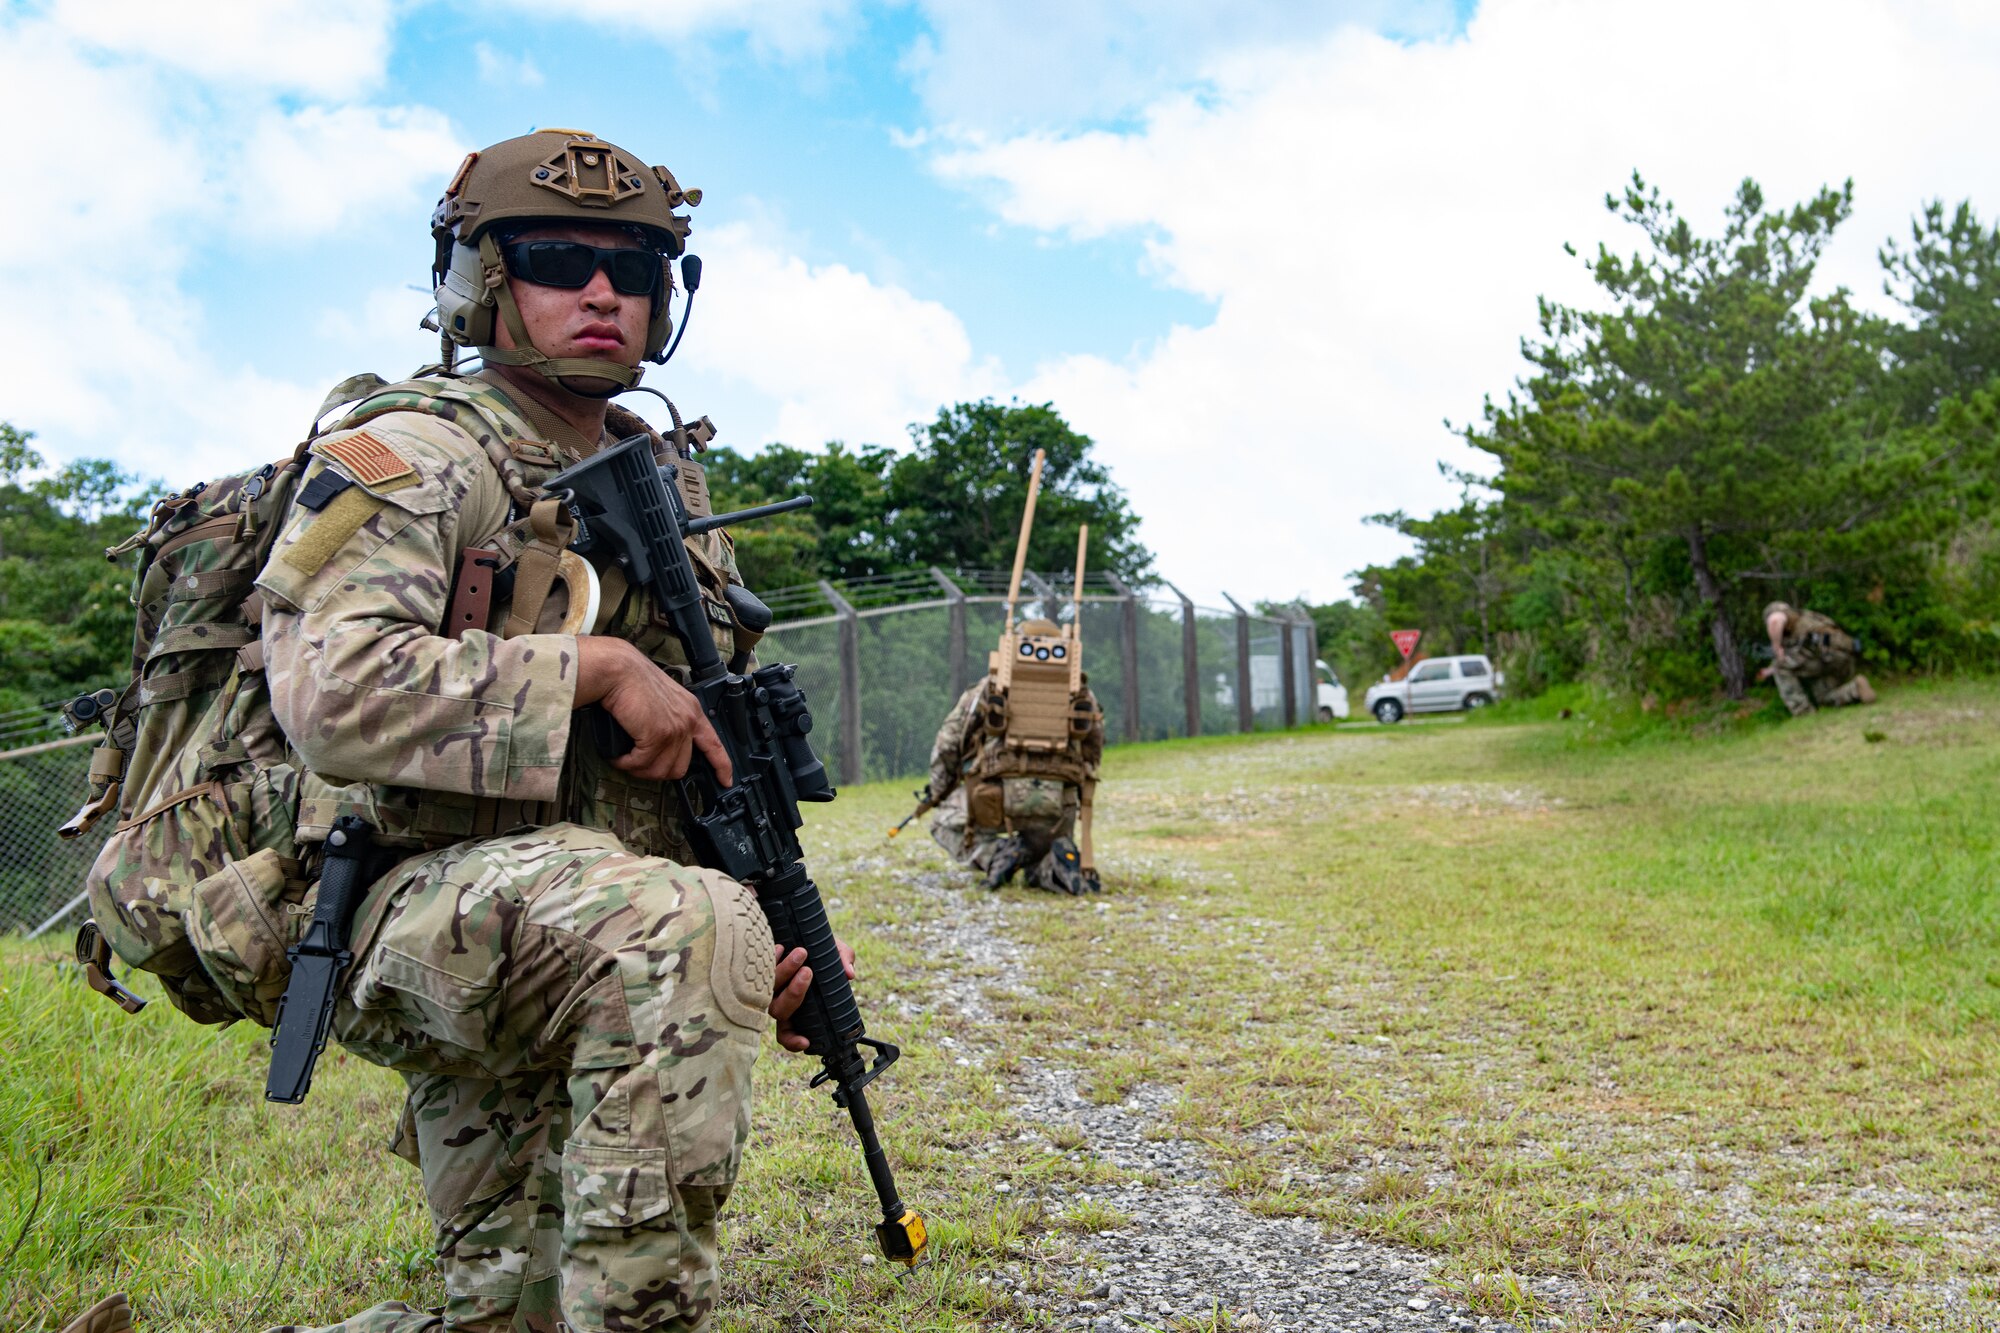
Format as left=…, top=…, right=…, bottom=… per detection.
left=243, top=463, right=276, bottom=502
left=74, top=920, right=147, bottom=1014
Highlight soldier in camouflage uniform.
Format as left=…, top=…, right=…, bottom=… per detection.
left=923, top=620, right=1105, bottom=894
left=64, top=130, right=844, bottom=1333
left=1758, top=601, right=1876, bottom=717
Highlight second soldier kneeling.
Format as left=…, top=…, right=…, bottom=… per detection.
left=908, top=448, right=1105, bottom=895
left=924, top=617, right=1105, bottom=894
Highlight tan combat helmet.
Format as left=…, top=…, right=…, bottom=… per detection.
left=429, top=128, right=702, bottom=392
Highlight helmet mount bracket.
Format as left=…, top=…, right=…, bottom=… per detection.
left=530, top=137, right=649, bottom=207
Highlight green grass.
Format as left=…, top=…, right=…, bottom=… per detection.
left=7, top=678, right=2000, bottom=1329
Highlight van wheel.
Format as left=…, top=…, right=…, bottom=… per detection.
left=1373, top=699, right=1404, bottom=724
left=1318, top=705, right=1334, bottom=722
left=1464, top=693, right=1493, bottom=710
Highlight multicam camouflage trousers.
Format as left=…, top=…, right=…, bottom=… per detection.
left=1772, top=650, right=1867, bottom=718
left=271, top=822, right=774, bottom=1333
left=927, top=778, right=1078, bottom=888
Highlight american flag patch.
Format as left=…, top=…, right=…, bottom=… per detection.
left=321, top=430, right=417, bottom=487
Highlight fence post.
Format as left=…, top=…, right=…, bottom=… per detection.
left=1294, top=602, right=1321, bottom=722
left=1164, top=581, right=1200, bottom=737
left=1221, top=592, right=1254, bottom=733
left=931, top=567, right=968, bottom=699
left=1279, top=616, right=1299, bottom=727
left=820, top=581, right=863, bottom=786
left=1103, top=571, right=1142, bottom=743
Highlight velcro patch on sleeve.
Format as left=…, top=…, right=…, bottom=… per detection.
left=320, top=430, right=418, bottom=488
left=282, top=486, right=387, bottom=576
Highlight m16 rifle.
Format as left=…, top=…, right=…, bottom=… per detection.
left=545, top=434, right=926, bottom=1267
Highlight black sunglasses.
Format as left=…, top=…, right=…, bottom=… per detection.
left=499, top=239, right=662, bottom=298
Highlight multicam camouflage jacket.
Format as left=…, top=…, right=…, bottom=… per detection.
left=258, top=368, right=745, bottom=860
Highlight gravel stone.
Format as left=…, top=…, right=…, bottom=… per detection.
left=885, top=859, right=1573, bottom=1331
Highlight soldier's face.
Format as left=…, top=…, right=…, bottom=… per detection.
left=496, top=222, right=654, bottom=375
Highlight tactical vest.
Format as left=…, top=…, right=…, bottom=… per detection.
left=1786, top=609, right=1859, bottom=668
left=73, top=368, right=738, bottom=1024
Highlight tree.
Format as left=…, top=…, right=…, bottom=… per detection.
left=1304, top=598, right=1395, bottom=691
left=1356, top=466, right=1513, bottom=656
left=703, top=441, right=897, bottom=590
left=1466, top=174, right=1994, bottom=698
left=704, top=400, right=1153, bottom=593
left=886, top=401, right=1151, bottom=581
left=1880, top=200, right=2000, bottom=423
left=0, top=423, right=159, bottom=733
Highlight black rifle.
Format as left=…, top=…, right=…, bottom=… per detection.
left=546, top=434, right=927, bottom=1266
left=266, top=814, right=378, bottom=1103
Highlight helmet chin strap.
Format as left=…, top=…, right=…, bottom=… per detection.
left=474, top=231, right=644, bottom=396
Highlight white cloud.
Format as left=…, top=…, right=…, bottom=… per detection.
left=17, top=0, right=2000, bottom=617
left=930, top=0, right=2000, bottom=604
left=902, top=0, right=1457, bottom=132
left=313, top=284, right=443, bottom=362
left=0, top=22, right=199, bottom=255
left=46, top=0, right=397, bottom=97
left=235, top=105, right=464, bottom=239
left=487, top=0, right=860, bottom=62
left=664, top=221, right=1007, bottom=451
left=475, top=41, right=546, bottom=88
left=0, top=270, right=328, bottom=487
left=0, top=13, right=461, bottom=488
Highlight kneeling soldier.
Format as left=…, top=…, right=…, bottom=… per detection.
left=1759, top=601, right=1876, bottom=717
left=911, top=450, right=1105, bottom=894
left=62, top=129, right=852, bottom=1333
left=923, top=619, right=1106, bottom=894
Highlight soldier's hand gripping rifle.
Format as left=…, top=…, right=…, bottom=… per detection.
left=546, top=435, right=927, bottom=1267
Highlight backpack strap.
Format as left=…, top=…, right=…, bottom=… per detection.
left=310, top=374, right=394, bottom=436
left=444, top=548, right=502, bottom=640
left=335, top=373, right=555, bottom=510
left=58, top=743, right=127, bottom=840
left=502, top=499, right=578, bottom=638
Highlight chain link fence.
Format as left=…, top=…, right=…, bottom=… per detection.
left=2, top=569, right=1320, bottom=936
left=0, top=736, right=114, bottom=937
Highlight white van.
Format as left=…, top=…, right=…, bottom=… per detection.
left=1315, top=660, right=1349, bottom=721
left=1213, top=659, right=1350, bottom=720
left=1362, top=655, right=1499, bottom=724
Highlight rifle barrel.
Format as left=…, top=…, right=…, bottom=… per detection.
left=685, top=494, right=815, bottom=536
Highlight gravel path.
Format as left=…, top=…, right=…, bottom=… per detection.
left=887, top=860, right=1579, bottom=1332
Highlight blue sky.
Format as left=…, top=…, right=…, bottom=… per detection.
left=4, top=0, right=1999, bottom=605
left=202, top=1, right=1222, bottom=409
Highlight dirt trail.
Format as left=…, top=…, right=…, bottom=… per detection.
left=889, top=860, right=1559, bottom=1333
